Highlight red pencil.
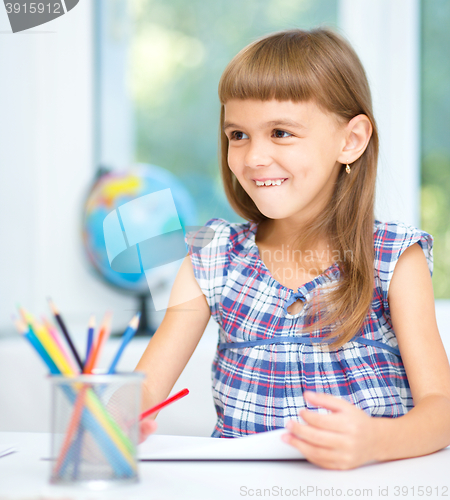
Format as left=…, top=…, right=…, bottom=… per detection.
left=139, top=388, right=189, bottom=421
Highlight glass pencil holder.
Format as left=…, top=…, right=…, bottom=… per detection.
left=49, top=372, right=144, bottom=488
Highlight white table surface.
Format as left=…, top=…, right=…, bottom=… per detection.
left=1, top=432, right=449, bottom=500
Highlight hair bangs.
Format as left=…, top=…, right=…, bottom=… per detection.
left=218, top=32, right=319, bottom=104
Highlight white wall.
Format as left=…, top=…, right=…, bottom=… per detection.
left=0, top=2, right=136, bottom=336
left=339, top=0, right=421, bottom=228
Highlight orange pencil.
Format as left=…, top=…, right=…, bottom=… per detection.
left=52, top=385, right=88, bottom=476
left=83, top=312, right=112, bottom=374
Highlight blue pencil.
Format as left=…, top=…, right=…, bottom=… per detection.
left=85, top=315, right=95, bottom=369
left=14, top=318, right=60, bottom=375
left=107, top=313, right=141, bottom=374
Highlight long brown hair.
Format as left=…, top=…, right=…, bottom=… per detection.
left=218, top=28, right=379, bottom=349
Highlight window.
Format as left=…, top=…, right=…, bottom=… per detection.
left=421, top=0, right=450, bottom=298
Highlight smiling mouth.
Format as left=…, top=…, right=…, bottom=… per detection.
left=254, top=179, right=287, bottom=187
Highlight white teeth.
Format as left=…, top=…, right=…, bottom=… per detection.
left=255, top=179, right=285, bottom=187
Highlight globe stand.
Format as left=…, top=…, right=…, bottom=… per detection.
left=134, top=294, right=155, bottom=336
left=110, top=294, right=155, bottom=338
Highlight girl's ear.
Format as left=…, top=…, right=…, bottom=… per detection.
left=338, top=114, right=372, bottom=164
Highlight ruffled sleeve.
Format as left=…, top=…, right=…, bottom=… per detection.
left=374, top=220, right=433, bottom=318
left=184, top=218, right=232, bottom=320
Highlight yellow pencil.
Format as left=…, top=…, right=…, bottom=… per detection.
left=20, top=309, right=76, bottom=376
left=85, top=390, right=136, bottom=466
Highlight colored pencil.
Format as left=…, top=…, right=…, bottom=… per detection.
left=107, top=313, right=141, bottom=374
left=42, top=316, right=78, bottom=373
left=83, top=312, right=112, bottom=374
left=48, top=298, right=84, bottom=371
left=140, top=388, right=189, bottom=421
left=52, top=385, right=88, bottom=476
left=19, top=308, right=77, bottom=376
left=13, top=318, right=60, bottom=375
left=85, top=315, right=95, bottom=369
left=13, top=314, right=134, bottom=476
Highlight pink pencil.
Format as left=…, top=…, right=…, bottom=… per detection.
left=42, top=316, right=78, bottom=373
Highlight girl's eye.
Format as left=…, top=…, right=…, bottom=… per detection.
left=272, top=129, right=292, bottom=139
left=230, top=131, right=248, bottom=141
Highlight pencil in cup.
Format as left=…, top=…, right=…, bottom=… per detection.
left=59, top=313, right=141, bottom=480
left=51, top=374, right=143, bottom=482
left=83, top=311, right=113, bottom=374
left=85, top=315, right=95, bottom=367
left=48, top=298, right=84, bottom=371
left=56, top=313, right=140, bottom=482
left=107, top=313, right=141, bottom=374
left=14, top=316, right=138, bottom=481
left=70, top=314, right=95, bottom=479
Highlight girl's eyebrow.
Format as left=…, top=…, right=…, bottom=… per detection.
left=223, top=119, right=307, bottom=131
left=265, top=119, right=307, bottom=129
left=223, top=122, right=240, bottom=131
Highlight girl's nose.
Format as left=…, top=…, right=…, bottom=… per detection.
left=244, top=139, right=272, bottom=168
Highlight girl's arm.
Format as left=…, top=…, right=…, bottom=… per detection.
left=283, top=243, right=450, bottom=469
left=135, top=254, right=211, bottom=416
left=372, top=242, right=450, bottom=461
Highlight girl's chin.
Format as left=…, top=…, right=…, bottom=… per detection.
left=255, top=205, right=293, bottom=220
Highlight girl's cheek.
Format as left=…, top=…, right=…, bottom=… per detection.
left=227, top=155, right=240, bottom=174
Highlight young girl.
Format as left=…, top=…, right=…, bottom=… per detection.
left=135, top=27, right=450, bottom=470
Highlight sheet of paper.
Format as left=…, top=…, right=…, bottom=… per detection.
left=0, top=444, right=17, bottom=458
left=139, top=429, right=305, bottom=461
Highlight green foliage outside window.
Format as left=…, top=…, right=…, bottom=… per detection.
left=421, top=0, right=450, bottom=298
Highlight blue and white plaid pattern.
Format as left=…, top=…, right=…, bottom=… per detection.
left=185, top=218, right=433, bottom=438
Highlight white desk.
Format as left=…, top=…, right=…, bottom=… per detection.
left=1, top=432, right=449, bottom=500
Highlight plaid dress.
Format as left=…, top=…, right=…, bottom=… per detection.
left=185, top=218, right=433, bottom=438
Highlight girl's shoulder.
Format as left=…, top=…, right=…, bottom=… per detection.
left=373, top=219, right=434, bottom=277
left=184, top=219, right=257, bottom=311
left=185, top=217, right=256, bottom=254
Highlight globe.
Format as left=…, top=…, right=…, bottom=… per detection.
left=82, top=164, right=198, bottom=332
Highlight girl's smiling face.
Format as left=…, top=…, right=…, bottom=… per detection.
left=223, top=99, right=350, bottom=227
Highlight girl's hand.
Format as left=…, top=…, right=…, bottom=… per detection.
left=139, top=418, right=158, bottom=444
left=282, top=391, right=379, bottom=470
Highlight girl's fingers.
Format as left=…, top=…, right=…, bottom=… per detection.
left=288, top=411, right=345, bottom=434
left=285, top=421, right=343, bottom=450
left=303, top=391, right=354, bottom=412
left=139, top=419, right=157, bottom=443
left=297, top=408, right=348, bottom=432
left=282, top=433, right=350, bottom=470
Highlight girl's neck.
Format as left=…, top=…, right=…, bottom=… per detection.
left=256, top=218, right=330, bottom=252
left=255, top=218, right=336, bottom=293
